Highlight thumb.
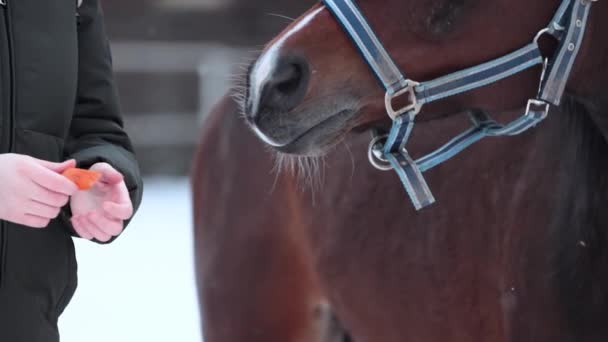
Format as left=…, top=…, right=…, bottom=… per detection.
left=34, top=159, right=77, bottom=173
left=92, top=163, right=124, bottom=185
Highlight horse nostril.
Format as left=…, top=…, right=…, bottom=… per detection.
left=251, top=55, right=310, bottom=120
left=275, top=62, right=303, bottom=96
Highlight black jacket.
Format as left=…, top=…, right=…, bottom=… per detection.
left=0, top=1, right=143, bottom=341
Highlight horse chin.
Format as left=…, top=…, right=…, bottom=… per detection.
left=273, top=109, right=358, bottom=156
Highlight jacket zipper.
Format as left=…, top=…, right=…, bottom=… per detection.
left=0, top=0, right=14, bottom=288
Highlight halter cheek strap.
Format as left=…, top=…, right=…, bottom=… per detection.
left=541, top=0, right=594, bottom=104
left=322, top=0, right=409, bottom=94
left=324, top=0, right=597, bottom=210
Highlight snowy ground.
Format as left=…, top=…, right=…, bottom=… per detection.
left=59, top=177, right=202, bottom=342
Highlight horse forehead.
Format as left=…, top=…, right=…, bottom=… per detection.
left=357, top=0, right=471, bottom=25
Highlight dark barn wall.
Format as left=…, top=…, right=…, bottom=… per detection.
left=103, top=0, right=313, bottom=44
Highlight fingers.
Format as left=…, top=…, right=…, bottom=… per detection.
left=71, top=216, right=94, bottom=240
left=28, top=183, right=70, bottom=207
left=34, top=159, right=76, bottom=173
left=20, top=214, right=51, bottom=229
left=103, top=201, right=133, bottom=221
left=72, top=212, right=123, bottom=242
left=81, top=214, right=112, bottom=242
left=26, top=200, right=61, bottom=220
left=90, top=163, right=123, bottom=185
left=27, top=163, right=78, bottom=196
left=91, top=212, right=123, bottom=236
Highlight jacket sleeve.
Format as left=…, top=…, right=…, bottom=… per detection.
left=62, top=0, right=144, bottom=243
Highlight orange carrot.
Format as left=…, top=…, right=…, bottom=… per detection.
left=62, top=168, right=102, bottom=190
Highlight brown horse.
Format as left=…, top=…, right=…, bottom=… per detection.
left=192, top=0, right=608, bottom=341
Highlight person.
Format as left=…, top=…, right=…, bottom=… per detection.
left=0, top=0, right=144, bottom=341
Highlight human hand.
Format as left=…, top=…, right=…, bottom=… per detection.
left=0, top=154, right=78, bottom=228
left=69, top=163, right=133, bottom=242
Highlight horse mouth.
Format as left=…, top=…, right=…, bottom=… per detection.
left=254, top=109, right=358, bottom=156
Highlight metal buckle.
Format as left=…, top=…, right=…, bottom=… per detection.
left=525, top=99, right=550, bottom=120
left=385, top=81, right=421, bottom=120
left=368, top=134, right=393, bottom=171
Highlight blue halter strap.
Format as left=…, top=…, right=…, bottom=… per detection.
left=323, top=0, right=597, bottom=210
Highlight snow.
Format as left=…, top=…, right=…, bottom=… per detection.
left=59, top=177, right=202, bottom=342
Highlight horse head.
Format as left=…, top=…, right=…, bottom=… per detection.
left=243, top=0, right=607, bottom=156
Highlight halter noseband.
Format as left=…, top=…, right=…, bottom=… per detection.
left=322, top=0, right=597, bottom=210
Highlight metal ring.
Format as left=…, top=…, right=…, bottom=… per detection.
left=367, top=135, right=393, bottom=171
left=533, top=28, right=551, bottom=45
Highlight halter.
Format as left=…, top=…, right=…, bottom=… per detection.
left=322, top=0, right=598, bottom=210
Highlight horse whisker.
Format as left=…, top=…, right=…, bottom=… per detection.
left=265, top=12, right=296, bottom=22
left=270, top=152, right=326, bottom=199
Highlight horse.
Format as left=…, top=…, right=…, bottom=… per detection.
left=191, top=0, right=608, bottom=341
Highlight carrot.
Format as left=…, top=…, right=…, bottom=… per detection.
left=62, top=168, right=102, bottom=190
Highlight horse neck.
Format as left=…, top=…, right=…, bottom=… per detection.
left=541, top=93, right=608, bottom=338
left=297, top=102, right=608, bottom=340
left=554, top=4, right=608, bottom=301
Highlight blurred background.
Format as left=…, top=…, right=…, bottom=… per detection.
left=59, top=1, right=313, bottom=341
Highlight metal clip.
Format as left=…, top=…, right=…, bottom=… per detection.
left=525, top=99, right=550, bottom=120
left=385, top=81, right=421, bottom=120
